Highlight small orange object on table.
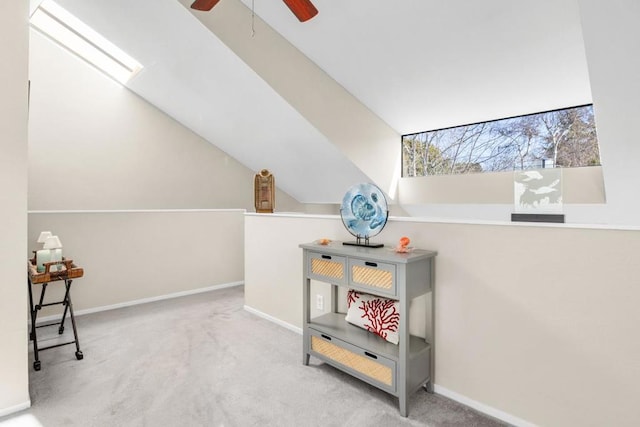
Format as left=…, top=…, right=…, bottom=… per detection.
left=28, top=258, right=85, bottom=371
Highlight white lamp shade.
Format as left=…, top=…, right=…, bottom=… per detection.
left=37, top=231, right=53, bottom=243
left=43, top=235, right=63, bottom=249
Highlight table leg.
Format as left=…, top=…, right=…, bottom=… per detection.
left=59, top=280, right=72, bottom=334
left=27, top=278, right=41, bottom=371
left=65, top=280, right=83, bottom=360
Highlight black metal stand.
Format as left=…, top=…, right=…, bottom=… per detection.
left=28, top=276, right=83, bottom=371
left=342, top=235, right=384, bottom=248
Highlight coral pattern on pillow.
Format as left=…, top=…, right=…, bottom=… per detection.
left=345, top=289, right=400, bottom=345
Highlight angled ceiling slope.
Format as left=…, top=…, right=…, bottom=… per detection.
left=181, top=0, right=401, bottom=199
left=48, top=0, right=372, bottom=204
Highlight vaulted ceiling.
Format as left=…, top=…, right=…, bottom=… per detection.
left=35, top=0, right=592, bottom=204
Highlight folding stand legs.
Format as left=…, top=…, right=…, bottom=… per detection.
left=27, top=277, right=41, bottom=371
left=28, top=278, right=83, bottom=371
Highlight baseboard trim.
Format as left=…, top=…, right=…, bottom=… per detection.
left=242, top=307, right=535, bottom=427
left=243, top=305, right=303, bottom=335
left=434, top=384, right=536, bottom=427
left=0, top=400, right=31, bottom=418
left=33, top=281, right=244, bottom=325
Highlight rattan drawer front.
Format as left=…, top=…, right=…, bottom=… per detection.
left=308, top=252, right=346, bottom=285
left=310, top=331, right=395, bottom=392
left=349, top=259, right=396, bottom=296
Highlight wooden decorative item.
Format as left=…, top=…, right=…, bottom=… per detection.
left=254, top=169, right=275, bottom=213
left=28, top=258, right=83, bottom=284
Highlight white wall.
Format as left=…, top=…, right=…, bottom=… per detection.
left=578, top=0, right=640, bottom=225
left=245, top=214, right=640, bottom=427
left=28, top=29, right=301, bottom=212
left=0, top=0, right=30, bottom=417
left=28, top=210, right=244, bottom=317
left=400, top=166, right=608, bottom=223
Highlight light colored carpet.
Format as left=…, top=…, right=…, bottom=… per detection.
left=2, top=286, right=507, bottom=426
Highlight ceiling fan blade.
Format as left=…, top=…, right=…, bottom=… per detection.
left=190, top=0, right=221, bottom=11
left=282, top=0, right=318, bottom=22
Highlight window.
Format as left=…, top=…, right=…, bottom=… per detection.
left=30, top=0, right=142, bottom=84
left=402, top=104, right=600, bottom=177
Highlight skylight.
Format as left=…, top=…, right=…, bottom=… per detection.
left=30, top=0, right=142, bottom=84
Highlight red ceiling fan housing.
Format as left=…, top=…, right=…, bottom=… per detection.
left=190, top=0, right=318, bottom=22
left=190, top=0, right=220, bottom=11
left=282, top=0, right=318, bottom=22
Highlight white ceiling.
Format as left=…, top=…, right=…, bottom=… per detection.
left=35, top=0, right=592, bottom=205
left=240, top=0, right=591, bottom=134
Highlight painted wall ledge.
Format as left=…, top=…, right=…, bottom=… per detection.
left=29, top=209, right=246, bottom=214
left=244, top=211, right=640, bottom=232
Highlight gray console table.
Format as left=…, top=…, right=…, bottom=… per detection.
left=300, top=241, right=437, bottom=417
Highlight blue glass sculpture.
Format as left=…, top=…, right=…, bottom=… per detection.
left=340, top=183, right=388, bottom=248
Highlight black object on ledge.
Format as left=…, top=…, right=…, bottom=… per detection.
left=343, top=236, right=384, bottom=248
left=511, top=213, right=565, bottom=223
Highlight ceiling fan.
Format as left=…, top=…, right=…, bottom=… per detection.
left=190, top=0, right=318, bottom=22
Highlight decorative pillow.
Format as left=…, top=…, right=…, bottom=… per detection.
left=345, top=289, right=400, bottom=345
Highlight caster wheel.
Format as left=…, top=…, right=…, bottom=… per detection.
left=33, top=361, right=41, bottom=371
left=75, top=351, right=84, bottom=360
left=58, top=326, right=65, bottom=334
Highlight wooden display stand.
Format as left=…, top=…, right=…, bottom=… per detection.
left=28, top=258, right=85, bottom=371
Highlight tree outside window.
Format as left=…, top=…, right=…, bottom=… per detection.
left=402, top=105, right=600, bottom=177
